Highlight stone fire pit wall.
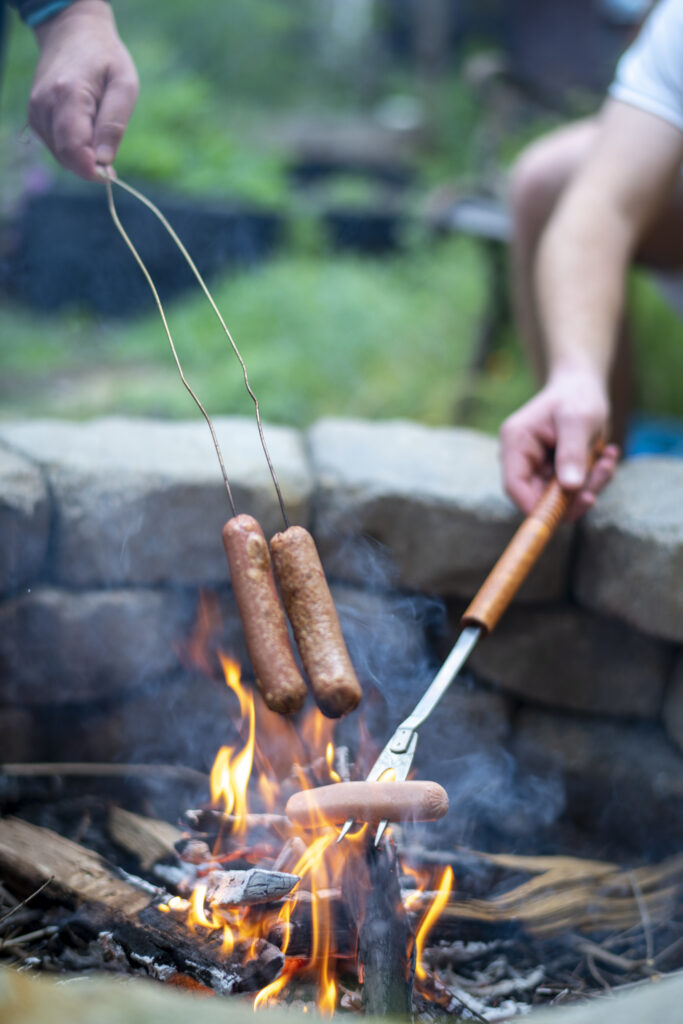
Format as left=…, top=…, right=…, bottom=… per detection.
left=2, top=416, right=683, bottom=852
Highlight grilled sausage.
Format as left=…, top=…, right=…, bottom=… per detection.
left=285, top=780, right=449, bottom=828
left=222, top=515, right=307, bottom=714
left=269, top=526, right=362, bottom=718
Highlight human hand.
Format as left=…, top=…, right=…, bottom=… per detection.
left=28, top=0, right=138, bottom=180
left=499, top=369, right=619, bottom=520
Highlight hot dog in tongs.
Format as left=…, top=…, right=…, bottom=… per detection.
left=222, top=517, right=361, bottom=718
left=270, top=525, right=362, bottom=718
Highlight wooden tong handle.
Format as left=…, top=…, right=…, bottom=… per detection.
left=461, top=477, right=570, bottom=635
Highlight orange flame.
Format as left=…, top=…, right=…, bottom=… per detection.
left=254, top=961, right=299, bottom=1011
left=188, top=883, right=218, bottom=931
left=414, top=866, right=453, bottom=980
left=209, top=657, right=255, bottom=837
left=175, top=599, right=456, bottom=1014
left=325, top=742, right=341, bottom=784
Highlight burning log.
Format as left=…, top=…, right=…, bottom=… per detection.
left=0, top=817, right=283, bottom=994
left=179, top=809, right=293, bottom=838
left=264, top=889, right=357, bottom=957
left=205, top=868, right=299, bottom=908
left=108, top=806, right=181, bottom=870
left=271, top=835, right=307, bottom=873
left=345, top=839, right=414, bottom=1017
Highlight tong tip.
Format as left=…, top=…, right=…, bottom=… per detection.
left=373, top=819, right=389, bottom=847
left=336, top=817, right=355, bottom=844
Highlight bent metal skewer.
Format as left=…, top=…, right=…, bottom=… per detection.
left=100, top=169, right=361, bottom=721
left=99, top=168, right=289, bottom=528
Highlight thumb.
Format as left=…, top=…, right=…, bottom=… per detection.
left=554, top=417, right=593, bottom=491
left=92, top=65, right=138, bottom=166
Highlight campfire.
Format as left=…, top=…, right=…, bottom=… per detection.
left=2, top=591, right=683, bottom=1021
left=135, top=645, right=442, bottom=1018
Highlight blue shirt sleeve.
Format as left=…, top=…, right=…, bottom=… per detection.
left=8, top=0, right=86, bottom=28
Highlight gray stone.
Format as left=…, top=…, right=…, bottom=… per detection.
left=48, top=671, right=244, bottom=769
left=513, top=706, right=683, bottom=851
left=0, top=707, right=40, bottom=762
left=308, top=418, right=572, bottom=599
left=527, top=971, right=683, bottom=1024
left=0, top=444, right=50, bottom=594
left=462, top=604, right=670, bottom=719
left=575, top=457, right=683, bottom=642
left=413, top=675, right=513, bottom=767
left=0, top=417, right=311, bottom=586
left=663, top=653, right=683, bottom=756
left=0, top=586, right=200, bottom=703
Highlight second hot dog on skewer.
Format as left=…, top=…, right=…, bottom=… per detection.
left=222, top=514, right=307, bottom=715
left=270, top=525, right=362, bottom=719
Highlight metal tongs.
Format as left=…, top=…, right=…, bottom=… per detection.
left=338, top=473, right=575, bottom=847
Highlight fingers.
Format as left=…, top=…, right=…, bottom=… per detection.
left=39, top=82, right=99, bottom=179
left=500, top=397, right=557, bottom=515
left=500, top=381, right=616, bottom=519
left=27, top=1, right=138, bottom=180
left=92, top=59, right=139, bottom=167
left=29, top=59, right=137, bottom=181
left=554, top=412, right=601, bottom=492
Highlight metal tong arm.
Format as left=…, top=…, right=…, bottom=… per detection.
left=337, top=624, right=482, bottom=844
left=384, top=625, right=482, bottom=756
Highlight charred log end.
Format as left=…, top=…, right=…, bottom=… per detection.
left=349, top=839, right=415, bottom=1019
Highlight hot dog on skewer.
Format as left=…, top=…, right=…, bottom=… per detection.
left=222, top=514, right=307, bottom=715
left=270, top=525, right=362, bottom=719
left=286, top=780, right=449, bottom=828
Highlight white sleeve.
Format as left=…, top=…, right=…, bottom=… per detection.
left=609, top=0, right=683, bottom=133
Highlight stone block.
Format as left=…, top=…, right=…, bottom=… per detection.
left=0, top=586, right=202, bottom=703
left=575, top=457, right=683, bottom=642
left=663, top=654, right=683, bottom=756
left=460, top=603, right=670, bottom=719
left=47, top=671, right=243, bottom=771
left=513, top=706, right=683, bottom=853
left=0, top=444, right=50, bottom=594
left=0, top=706, right=40, bottom=762
left=0, top=417, right=311, bottom=587
left=308, top=418, right=572, bottom=599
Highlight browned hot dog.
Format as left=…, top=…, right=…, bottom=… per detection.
left=269, top=526, right=362, bottom=718
left=222, top=515, right=307, bottom=715
left=285, top=780, right=449, bottom=828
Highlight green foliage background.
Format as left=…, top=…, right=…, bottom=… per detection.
left=0, top=1, right=681, bottom=432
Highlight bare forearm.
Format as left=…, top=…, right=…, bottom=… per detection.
left=536, top=180, right=632, bottom=386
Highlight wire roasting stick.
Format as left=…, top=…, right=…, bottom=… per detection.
left=338, top=473, right=575, bottom=846
left=102, top=171, right=287, bottom=524
left=101, top=171, right=361, bottom=718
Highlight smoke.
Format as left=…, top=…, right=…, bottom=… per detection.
left=324, top=532, right=567, bottom=851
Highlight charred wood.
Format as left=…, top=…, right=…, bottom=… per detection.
left=0, top=817, right=283, bottom=993
left=179, top=809, right=292, bottom=836
left=205, top=868, right=299, bottom=908
left=345, top=840, right=414, bottom=1018
left=108, top=806, right=181, bottom=870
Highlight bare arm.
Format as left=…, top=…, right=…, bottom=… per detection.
left=502, top=99, right=683, bottom=515
left=28, top=0, right=138, bottom=179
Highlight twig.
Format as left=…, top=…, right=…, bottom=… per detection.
left=0, top=762, right=208, bottom=785
left=0, top=925, right=58, bottom=950
left=0, top=884, right=19, bottom=909
left=654, top=935, right=683, bottom=970
left=629, top=869, right=655, bottom=964
left=585, top=954, right=611, bottom=992
left=570, top=936, right=647, bottom=974
left=0, top=878, right=53, bottom=929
